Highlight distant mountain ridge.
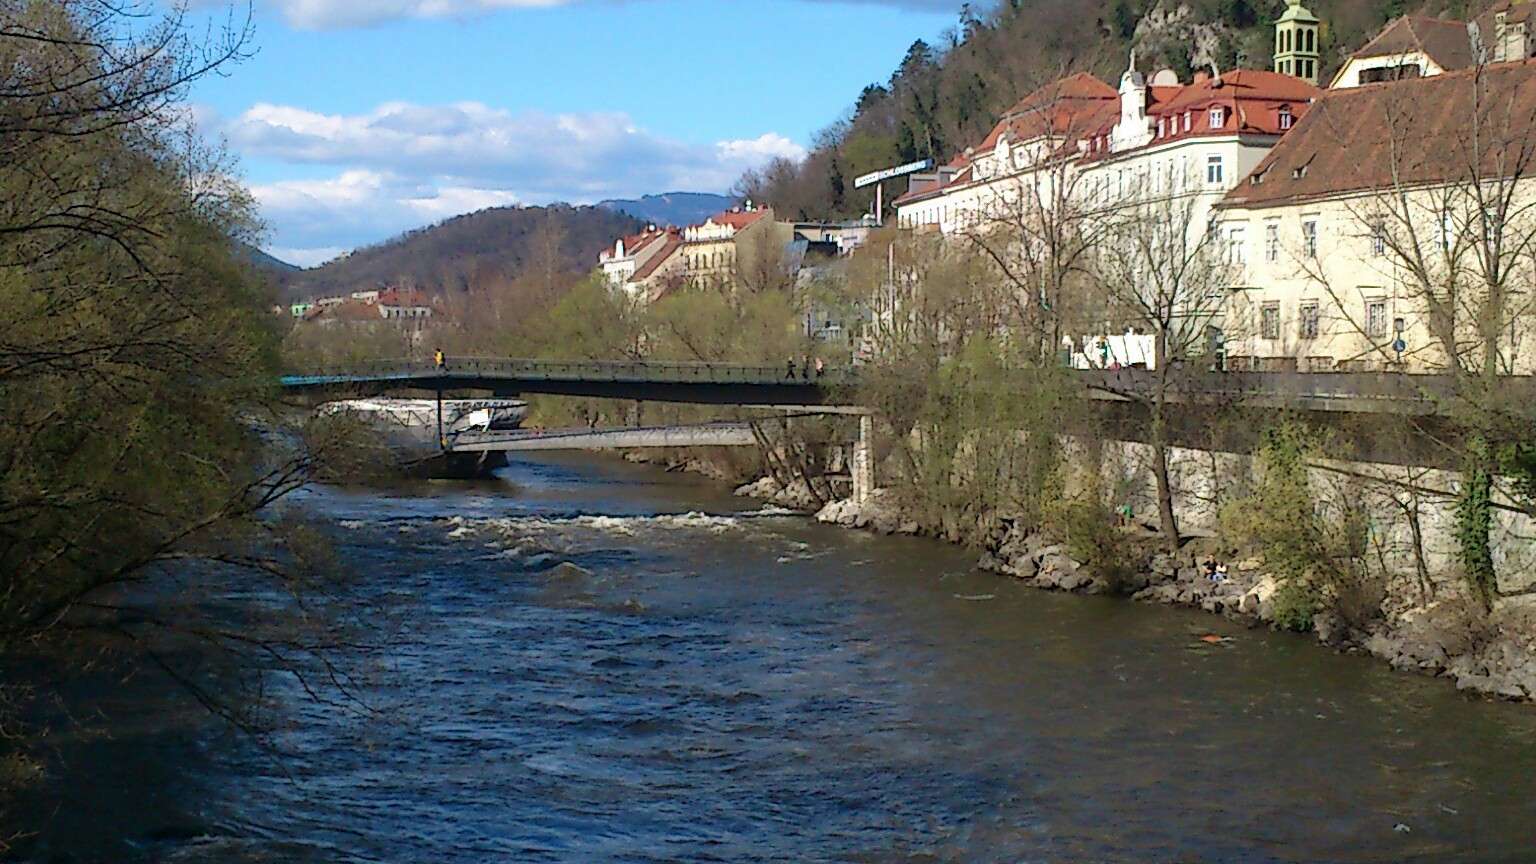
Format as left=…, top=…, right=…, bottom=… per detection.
left=269, top=204, right=641, bottom=303
left=598, top=192, right=736, bottom=227
left=243, top=244, right=301, bottom=274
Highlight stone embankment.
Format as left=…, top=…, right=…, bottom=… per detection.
left=739, top=479, right=1536, bottom=704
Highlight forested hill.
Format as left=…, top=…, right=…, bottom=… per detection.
left=274, top=204, right=641, bottom=302
left=739, top=0, right=1480, bottom=220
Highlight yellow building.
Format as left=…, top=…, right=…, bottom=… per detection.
left=681, top=205, right=793, bottom=289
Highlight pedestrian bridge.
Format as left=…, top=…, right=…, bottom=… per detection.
left=280, top=358, right=857, bottom=408
left=279, top=357, right=1521, bottom=417
left=450, top=421, right=758, bottom=452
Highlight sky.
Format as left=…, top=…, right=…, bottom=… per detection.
left=185, top=0, right=969, bottom=267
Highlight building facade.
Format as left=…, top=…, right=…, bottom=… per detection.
left=1217, top=60, right=1536, bottom=373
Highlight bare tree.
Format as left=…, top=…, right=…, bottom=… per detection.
left=1288, top=63, right=1536, bottom=607
left=1090, top=182, right=1238, bottom=550
left=953, top=70, right=1117, bottom=364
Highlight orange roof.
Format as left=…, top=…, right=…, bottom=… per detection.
left=1221, top=59, right=1536, bottom=210
left=708, top=209, right=769, bottom=230
left=1080, top=69, right=1317, bottom=160
left=609, top=227, right=668, bottom=259
left=631, top=235, right=684, bottom=281
left=377, top=288, right=432, bottom=308
left=976, top=73, right=1119, bottom=150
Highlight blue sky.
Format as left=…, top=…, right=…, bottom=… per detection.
left=187, top=0, right=967, bottom=266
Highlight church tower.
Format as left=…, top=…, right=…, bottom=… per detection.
left=1274, top=0, right=1321, bottom=84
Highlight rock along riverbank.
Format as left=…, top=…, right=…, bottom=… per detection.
left=736, top=480, right=1536, bottom=705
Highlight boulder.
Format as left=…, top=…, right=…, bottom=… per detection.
left=734, top=476, right=780, bottom=499
left=814, top=498, right=861, bottom=527
left=1238, top=575, right=1280, bottom=620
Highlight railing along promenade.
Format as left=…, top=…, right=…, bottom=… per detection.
left=281, top=357, right=856, bottom=387
left=280, top=358, right=1529, bottom=417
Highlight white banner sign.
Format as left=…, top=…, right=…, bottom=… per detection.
left=853, top=159, right=935, bottom=189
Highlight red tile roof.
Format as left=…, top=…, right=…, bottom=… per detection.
left=1220, top=59, right=1536, bottom=210
left=377, top=288, right=432, bottom=308
left=604, top=227, right=669, bottom=261
left=631, top=235, right=684, bottom=281
left=708, top=209, right=769, bottom=230
left=896, top=69, right=1315, bottom=203
left=1080, top=69, right=1317, bottom=153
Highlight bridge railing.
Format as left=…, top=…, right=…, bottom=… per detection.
left=288, top=357, right=858, bottom=386
left=282, top=358, right=1531, bottom=416
left=1078, top=368, right=1462, bottom=406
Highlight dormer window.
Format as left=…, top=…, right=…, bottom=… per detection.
left=1157, top=118, right=1165, bottom=137
left=1278, top=105, right=1293, bottom=130
left=1183, top=111, right=1192, bottom=131
left=1209, top=106, right=1226, bottom=128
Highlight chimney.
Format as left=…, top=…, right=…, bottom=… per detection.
left=1193, top=69, right=1210, bottom=84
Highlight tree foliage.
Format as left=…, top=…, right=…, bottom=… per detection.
left=0, top=1, right=361, bottom=816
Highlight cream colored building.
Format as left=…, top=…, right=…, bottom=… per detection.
left=894, top=60, right=1315, bottom=244
left=892, top=54, right=1317, bottom=367
left=599, top=226, right=676, bottom=297
left=680, top=205, right=794, bottom=290
left=1217, top=60, right=1536, bottom=373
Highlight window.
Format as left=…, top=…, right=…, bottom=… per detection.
left=1227, top=225, right=1247, bottom=264
left=1261, top=303, right=1281, bottom=340
left=1439, top=211, right=1455, bottom=251
left=1360, top=64, right=1423, bottom=84
left=1157, top=118, right=1165, bottom=137
left=1183, top=111, right=1192, bottom=132
left=1370, top=221, right=1386, bottom=257
left=1300, top=302, right=1320, bottom=339
left=1209, top=106, right=1225, bottom=128
left=1302, top=219, right=1318, bottom=257
left=1366, top=299, right=1388, bottom=338
left=1206, top=154, right=1224, bottom=185
left=1278, top=106, right=1293, bottom=130
left=1265, top=222, right=1280, bottom=262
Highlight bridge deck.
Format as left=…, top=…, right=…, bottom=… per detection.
left=451, top=422, right=757, bottom=452
left=281, top=357, right=1533, bottom=417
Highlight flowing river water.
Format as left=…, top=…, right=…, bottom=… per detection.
left=16, top=454, right=1536, bottom=862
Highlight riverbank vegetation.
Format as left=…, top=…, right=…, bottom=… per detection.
left=0, top=1, right=367, bottom=841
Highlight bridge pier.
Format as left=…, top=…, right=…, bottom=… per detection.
left=852, top=414, right=875, bottom=505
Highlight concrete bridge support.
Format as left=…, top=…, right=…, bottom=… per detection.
left=852, top=413, right=875, bottom=505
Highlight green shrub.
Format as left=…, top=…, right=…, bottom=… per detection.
left=1221, top=422, right=1383, bottom=632
left=1050, top=495, right=1141, bottom=594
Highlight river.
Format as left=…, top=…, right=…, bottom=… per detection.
left=15, top=453, right=1536, bottom=862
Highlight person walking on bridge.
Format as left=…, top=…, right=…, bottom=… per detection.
left=785, top=357, right=797, bottom=380
left=814, top=357, right=825, bottom=378
left=434, top=348, right=445, bottom=370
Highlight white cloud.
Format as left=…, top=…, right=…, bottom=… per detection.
left=716, top=133, right=807, bottom=164
left=266, top=245, right=350, bottom=268
left=230, top=101, right=801, bottom=259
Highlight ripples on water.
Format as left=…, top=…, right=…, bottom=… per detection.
left=19, top=454, right=1536, bottom=863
